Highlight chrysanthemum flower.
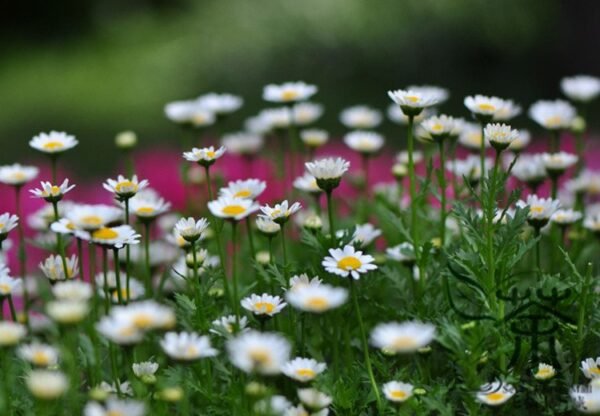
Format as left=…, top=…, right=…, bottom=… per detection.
left=386, top=242, right=416, bottom=266
left=0, top=321, right=27, bottom=346
left=183, top=146, right=226, bottom=167
left=582, top=358, right=600, bottom=379
left=210, top=315, right=249, bottom=337
left=46, top=300, right=89, bottom=325
left=351, top=223, right=382, bottom=247
left=343, top=131, right=385, bottom=154
left=476, top=381, right=516, bottom=406
left=96, top=316, right=144, bottom=345
left=52, top=280, right=93, bottom=302
left=517, top=195, right=560, bottom=228
left=561, top=75, right=600, bottom=103
left=132, top=361, right=159, bottom=382
left=508, top=129, right=531, bottom=152
left=529, top=99, right=576, bottom=130
left=160, top=332, right=218, bottom=361
left=128, top=192, right=171, bottom=220
left=300, top=129, right=329, bottom=148
left=112, top=300, right=175, bottom=331
left=293, top=102, right=324, bottom=126
left=65, top=204, right=123, bottom=232
left=370, top=321, right=436, bottom=354
left=570, top=381, right=600, bottom=414
left=420, top=115, right=456, bottom=142
left=39, top=254, right=79, bottom=281
left=484, top=123, right=520, bottom=151
left=17, top=342, right=59, bottom=367
left=90, top=225, right=140, bottom=249
left=293, top=173, right=321, bottom=195
left=260, top=200, right=302, bottom=225
left=285, top=283, right=347, bottom=313
left=464, top=95, right=508, bottom=122
left=551, top=209, right=582, bottom=226
left=298, top=388, right=333, bottom=411
left=493, top=99, right=522, bottom=121
left=584, top=214, right=600, bottom=235
left=289, top=274, right=322, bottom=291
left=241, top=293, right=287, bottom=317
left=29, top=131, right=78, bottom=154
left=541, top=152, right=578, bottom=176
left=281, top=357, right=326, bottom=383
left=322, top=245, right=377, bottom=280
left=84, top=399, right=146, bottom=416
left=256, top=217, right=281, bottom=236
left=103, top=175, right=149, bottom=201
left=221, top=132, right=265, bottom=156
left=197, top=92, right=243, bottom=115
left=511, top=155, right=546, bottom=188
left=219, top=179, right=266, bottom=200
left=174, top=217, right=209, bottom=243
left=387, top=104, right=433, bottom=125
left=26, top=370, right=68, bottom=400
left=208, top=196, right=259, bottom=221
left=0, top=163, right=39, bottom=186
left=388, top=89, right=441, bottom=116
left=305, top=157, right=350, bottom=192
left=227, top=330, right=291, bottom=375
left=534, top=363, right=556, bottom=380
left=382, top=381, right=414, bottom=403
left=263, top=82, right=317, bottom=103
left=340, top=105, right=382, bottom=129
left=0, top=266, right=21, bottom=296
left=164, top=100, right=216, bottom=126
left=30, top=179, right=75, bottom=202
left=0, top=213, right=19, bottom=240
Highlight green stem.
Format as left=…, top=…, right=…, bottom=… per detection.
left=407, top=115, right=419, bottom=253
left=438, top=140, right=447, bottom=245
left=326, top=190, right=335, bottom=241
left=534, top=227, right=541, bottom=274
left=113, top=249, right=123, bottom=305
left=14, top=186, right=28, bottom=324
left=191, top=241, right=202, bottom=324
left=124, top=199, right=131, bottom=303
left=102, top=248, right=110, bottom=314
left=144, top=221, right=152, bottom=298
left=76, top=238, right=84, bottom=281
left=479, top=122, right=486, bottom=189
left=231, top=222, right=239, bottom=319
left=52, top=201, right=70, bottom=279
left=280, top=222, right=289, bottom=284
left=349, top=278, right=382, bottom=410
left=245, top=218, right=256, bottom=260
left=7, top=296, right=16, bottom=322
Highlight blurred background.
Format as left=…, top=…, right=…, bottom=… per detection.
left=1, top=0, right=599, bottom=176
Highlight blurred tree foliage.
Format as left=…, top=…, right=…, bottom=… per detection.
left=0, top=0, right=598, bottom=175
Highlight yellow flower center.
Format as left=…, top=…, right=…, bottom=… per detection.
left=49, top=185, right=61, bottom=195
left=485, top=392, right=506, bottom=402
left=392, top=336, right=418, bottom=350
left=477, top=103, right=496, bottom=112
left=306, top=296, right=329, bottom=311
left=406, top=95, right=420, bottom=103
left=590, top=367, right=600, bottom=375
left=107, top=411, right=125, bottom=416
left=254, top=302, right=275, bottom=314
left=296, top=368, right=316, bottom=378
left=234, top=189, right=252, bottom=198
left=115, top=180, right=137, bottom=193
left=281, top=90, right=299, bottom=101
left=92, top=227, right=119, bottom=240
left=31, top=351, right=50, bottom=366
left=42, top=141, right=64, bottom=150
left=222, top=205, right=246, bottom=216
left=431, top=123, right=444, bottom=132
left=136, top=207, right=155, bottom=215
left=337, top=256, right=362, bottom=270
left=205, top=150, right=216, bottom=159
left=185, top=345, right=199, bottom=358
left=11, top=172, right=26, bottom=181
left=390, top=390, right=407, bottom=399
left=0, top=223, right=4, bottom=229
left=133, top=313, right=154, bottom=329
left=545, top=115, right=562, bottom=128
left=81, top=215, right=103, bottom=227
left=536, top=368, right=553, bottom=378
left=0, top=283, right=11, bottom=294
left=249, top=349, right=271, bottom=366
left=530, top=205, right=544, bottom=214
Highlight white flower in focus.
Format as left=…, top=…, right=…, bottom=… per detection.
left=160, top=332, right=218, bottom=361
left=227, top=330, right=291, bottom=375
left=529, top=99, right=576, bottom=130
left=208, top=196, right=259, bottom=221
left=322, top=245, right=377, bottom=280
left=382, top=381, right=414, bottom=403
left=30, top=131, right=78, bottom=154
left=370, top=321, right=436, bottom=354
left=561, top=75, right=600, bottom=102
left=517, top=195, right=560, bottom=226
left=534, top=363, right=556, bottom=381
left=263, top=82, right=317, bottom=103
left=30, top=179, right=76, bottom=201
left=340, top=105, right=382, bottom=129
left=241, top=293, right=287, bottom=317
left=0, top=163, right=39, bottom=186
left=174, top=217, right=209, bottom=242
left=183, top=146, right=226, bottom=167
left=0, top=213, right=19, bottom=238
left=281, top=357, right=327, bottom=383
left=582, top=358, right=600, bottom=379
left=476, top=381, right=516, bottom=406
left=343, top=131, right=385, bottom=154
left=388, top=89, right=441, bottom=115
left=260, top=200, right=302, bottom=224
left=305, top=157, right=350, bottom=181
left=39, top=254, right=79, bottom=281
left=484, top=123, right=520, bottom=151
left=103, top=175, right=149, bottom=200
left=90, top=225, right=140, bottom=249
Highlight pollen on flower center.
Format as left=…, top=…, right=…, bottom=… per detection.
left=530, top=206, right=544, bottom=214
left=185, top=345, right=199, bottom=357
left=282, top=90, right=298, bottom=100
left=545, top=116, right=562, bottom=127
left=234, top=189, right=252, bottom=198
left=11, top=172, right=25, bottom=180
left=254, top=302, right=275, bottom=313
left=42, top=141, right=64, bottom=150
left=591, top=367, right=600, bottom=374
left=82, top=215, right=103, bottom=226
left=206, top=151, right=216, bottom=158
left=249, top=349, right=271, bottom=365
left=296, top=368, right=316, bottom=377
left=92, top=227, right=119, bottom=240
left=390, top=390, right=407, bottom=399
left=306, top=297, right=329, bottom=310
left=486, top=392, right=506, bottom=402
left=392, top=336, right=418, bottom=349
left=0, top=284, right=10, bottom=293
left=222, top=205, right=246, bottom=216
left=337, top=256, right=362, bottom=270
left=115, top=181, right=137, bottom=193
left=137, top=207, right=155, bottom=215
left=32, top=351, right=49, bottom=366
left=49, top=186, right=60, bottom=195
left=478, top=103, right=496, bottom=112
left=133, top=314, right=154, bottom=329
left=406, top=95, right=419, bottom=103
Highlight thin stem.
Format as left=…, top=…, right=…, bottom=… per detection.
left=551, top=176, right=559, bottom=200
left=407, top=116, right=419, bottom=256
left=534, top=227, right=541, bottom=274
left=205, top=166, right=214, bottom=201
left=438, top=140, right=447, bottom=245
left=124, top=199, right=131, bottom=303
left=349, top=278, right=382, bottom=410
left=231, top=222, right=239, bottom=319
left=113, top=249, right=123, bottom=305
left=191, top=241, right=202, bottom=323
left=245, top=218, right=256, bottom=260
left=326, top=190, right=335, bottom=241
left=14, top=186, right=28, bottom=323
left=280, top=222, right=289, bottom=284
left=479, top=122, right=486, bottom=188
left=102, top=248, right=110, bottom=314
left=7, top=296, right=16, bottom=322
left=76, top=238, right=84, bottom=281
left=52, top=201, right=70, bottom=279
left=144, top=221, right=152, bottom=297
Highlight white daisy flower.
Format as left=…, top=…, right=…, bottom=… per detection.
left=298, top=388, right=333, bottom=410
left=0, top=267, right=21, bottom=296
left=281, top=357, right=327, bottom=382
left=263, top=82, right=317, bottom=103
left=351, top=223, right=382, bottom=247
left=464, top=95, right=507, bottom=121
left=128, top=192, right=171, bottom=220
left=511, top=154, right=546, bottom=186
left=446, top=155, right=491, bottom=184
left=570, top=381, right=600, bottom=414
left=160, top=331, right=218, bottom=361
left=387, top=104, right=433, bottom=125
left=30, top=179, right=76, bottom=202
left=208, top=196, right=259, bottom=221
left=197, top=92, right=243, bottom=115
left=370, top=321, right=436, bottom=354
left=582, top=358, right=600, bottom=379
left=484, top=123, right=519, bottom=151
left=254, top=395, right=292, bottom=415
left=52, top=280, right=92, bottom=301
left=84, top=398, right=145, bottom=416
left=183, top=146, right=226, bottom=167
left=260, top=107, right=291, bottom=130
left=584, top=214, right=600, bottom=233
left=164, top=100, right=215, bottom=126
left=103, top=175, right=149, bottom=200
left=256, top=217, right=281, bottom=235
left=340, top=105, right=382, bottom=129
left=343, top=131, right=385, bottom=154
left=561, top=75, right=600, bottom=103
left=285, top=283, right=347, bottom=313
left=65, top=204, right=123, bottom=232
left=382, top=381, right=414, bottom=403
left=293, top=173, right=321, bottom=194
left=17, top=342, right=59, bottom=367
left=46, top=300, right=89, bottom=325
left=0, top=213, right=19, bottom=238
left=90, top=225, right=140, bottom=249
left=534, top=363, right=556, bottom=380
left=457, top=122, right=487, bottom=151
left=300, top=129, right=329, bottom=148
left=306, top=157, right=350, bottom=180
left=396, top=150, right=424, bottom=165
left=420, top=115, right=456, bottom=141
left=227, top=330, right=291, bottom=375
left=210, top=315, right=249, bottom=337
left=39, top=254, right=79, bottom=281
left=542, top=152, right=578, bottom=174
left=386, top=242, right=416, bottom=265
left=241, top=293, right=287, bottom=317
left=132, top=361, right=158, bottom=378
left=219, top=179, right=266, bottom=200
left=493, top=99, right=522, bottom=121
left=96, top=316, right=144, bottom=345
left=0, top=163, right=39, bottom=186
left=322, top=245, right=377, bottom=280
left=293, top=102, right=324, bottom=126
left=388, top=89, right=441, bottom=115
left=0, top=321, right=27, bottom=346
left=260, top=200, right=302, bottom=224
left=529, top=99, right=577, bottom=130
left=476, top=381, right=516, bottom=406
left=289, top=274, right=322, bottom=291
left=551, top=209, right=582, bottom=226
left=508, top=129, right=531, bottom=152
left=567, top=171, right=600, bottom=196
left=109, top=300, right=175, bottom=332
left=29, top=131, right=78, bottom=154
left=115, top=131, right=137, bottom=149
left=517, top=195, right=560, bottom=227
left=108, top=277, right=145, bottom=304
left=26, top=370, right=68, bottom=400
left=221, top=132, right=265, bottom=156
left=174, top=217, right=209, bottom=243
